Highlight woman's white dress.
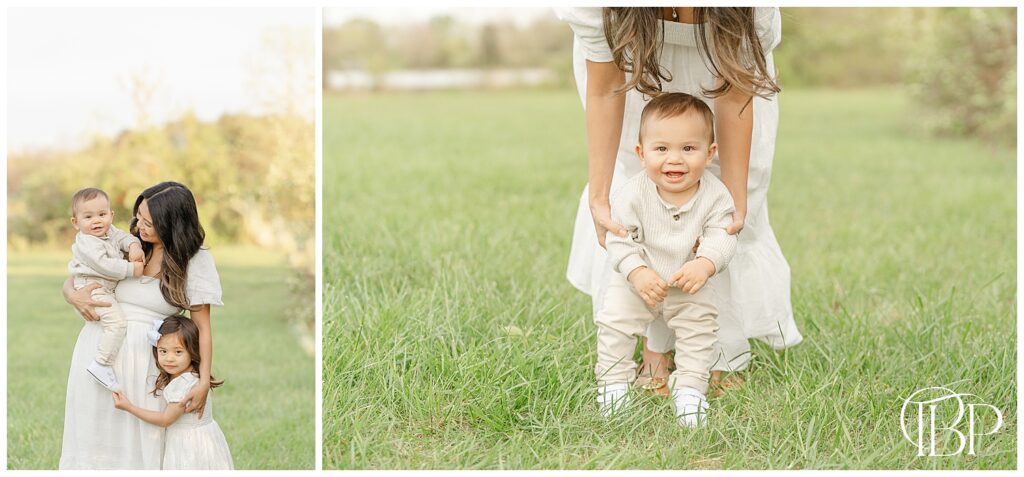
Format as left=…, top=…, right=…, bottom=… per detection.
left=59, top=249, right=223, bottom=469
left=556, top=7, right=803, bottom=371
left=161, top=373, right=233, bottom=470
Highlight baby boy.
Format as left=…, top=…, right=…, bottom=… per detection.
left=596, top=92, right=737, bottom=427
left=68, top=188, right=144, bottom=391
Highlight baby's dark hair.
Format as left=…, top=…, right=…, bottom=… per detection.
left=638, top=92, right=716, bottom=144
left=151, top=315, right=223, bottom=396
left=70, top=187, right=110, bottom=216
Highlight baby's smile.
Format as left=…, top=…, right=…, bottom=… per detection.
left=663, top=170, right=687, bottom=182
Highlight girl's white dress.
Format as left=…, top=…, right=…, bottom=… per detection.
left=161, top=372, right=233, bottom=470
left=59, top=249, right=222, bottom=469
left=556, top=8, right=802, bottom=371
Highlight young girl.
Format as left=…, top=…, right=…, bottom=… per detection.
left=112, top=315, right=233, bottom=470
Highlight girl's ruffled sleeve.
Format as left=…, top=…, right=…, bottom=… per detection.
left=162, top=374, right=198, bottom=403
left=186, top=249, right=223, bottom=307
left=554, top=7, right=614, bottom=63
left=754, top=7, right=782, bottom=53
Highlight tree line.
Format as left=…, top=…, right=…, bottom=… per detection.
left=324, top=8, right=1015, bottom=142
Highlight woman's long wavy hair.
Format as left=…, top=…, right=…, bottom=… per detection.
left=602, top=7, right=781, bottom=102
left=130, top=182, right=205, bottom=310
left=152, top=316, right=223, bottom=395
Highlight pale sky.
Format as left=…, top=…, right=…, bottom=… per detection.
left=7, top=7, right=316, bottom=152
left=324, top=7, right=552, bottom=28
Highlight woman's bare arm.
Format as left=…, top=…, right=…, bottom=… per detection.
left=584, top=59, right=629, bottom=248
left=714, top=81, right=754, bottom=235
left=183, top=304, right=213, bottom=415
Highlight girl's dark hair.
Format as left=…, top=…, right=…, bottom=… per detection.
left=602, top=7, right=781, bottom=104
left=152, top=315, right=223, bottom=395
left=130, top=181, right=205, bottom=309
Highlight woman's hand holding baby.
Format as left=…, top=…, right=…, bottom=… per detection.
left=627, top=266, right=668, bottom=307
left=671, top=258, right=716, bottom=293
left=63, top=279, right=112, bottom=321
left=590, top=201, right=627, bottom=249
left=725, top=210, right=746, bottom=235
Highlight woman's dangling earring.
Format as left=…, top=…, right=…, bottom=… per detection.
left=671, top=8, right=679, bottom=21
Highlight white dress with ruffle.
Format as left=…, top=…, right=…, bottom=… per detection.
left=161, top=373, right=233, bottom=470
left=556, top=7, right=803, bottom=371
left=59, top=249, right=223, bottom=469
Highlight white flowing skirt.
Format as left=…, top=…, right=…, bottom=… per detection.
left=59, top=318, right=164, bottom=469
left=164, top=419, right=234, bottom=470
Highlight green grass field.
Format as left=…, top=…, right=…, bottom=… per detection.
left=322, top=88, right=1015, bottom=469
left=7, top=246, right=315, bottom=469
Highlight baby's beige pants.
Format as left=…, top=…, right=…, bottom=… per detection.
left=74, top=276, right=126, bottom=366
left=595, top=271, right=719, bottom=394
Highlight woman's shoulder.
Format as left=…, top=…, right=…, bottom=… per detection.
left=189, top=248, right=216, bottom=267
left=186, top=248, right=223, bottom=307
left=553, top=7, right=602, bottom=27
left=753, top=7, right=782, bottom=52
left=187, top=248, right=220, bottom=279
left=553, top=7, right=613, bottom=63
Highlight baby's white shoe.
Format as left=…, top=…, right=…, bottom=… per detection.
left=672, top=386, right=708, bottom=428
left=597, top=382, right=631, bottom=417
left=87, top=360, right=120, bottom=391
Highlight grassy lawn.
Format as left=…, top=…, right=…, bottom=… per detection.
left=322, top=88, right=1015, bottom=469
left=7, top=246, right=315, bottom=469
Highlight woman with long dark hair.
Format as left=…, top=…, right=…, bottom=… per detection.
left=556, top=7, right=802, bottom=396
left=59, top=181, right=222, bottom=469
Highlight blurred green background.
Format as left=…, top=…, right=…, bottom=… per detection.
left=8, top=248, right=315, bottom=469
left=324, top=7, right=1015, bottom=143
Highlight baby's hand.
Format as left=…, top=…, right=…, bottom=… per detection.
left=670, top=257, right=716, bottom=294
left=133, top=262, right=144, bottom=278
left=627, top=266, right=668, bottom=307
left=112, top=391, right=131, bottom=411
left=127, top=243, right=145, bottom=264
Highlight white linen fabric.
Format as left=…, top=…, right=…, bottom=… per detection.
left=161, top=373, right=233, bottom=470
left=607, top=171, right=737, bottom=281
left=68, top=224, right=141, bottom=281
left=59, top=249, right=222, bottom=469
left=556, top=7, right=802, bottom=371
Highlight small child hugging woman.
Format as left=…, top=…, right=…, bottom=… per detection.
left=112, top=316, right=233, bottom=470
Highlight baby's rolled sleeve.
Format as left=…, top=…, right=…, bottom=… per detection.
left=108, top=225, right=141, bottom=253
left=73, top=235, right=132, bottom=280
left=696, top=196, right=737, bottom=274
